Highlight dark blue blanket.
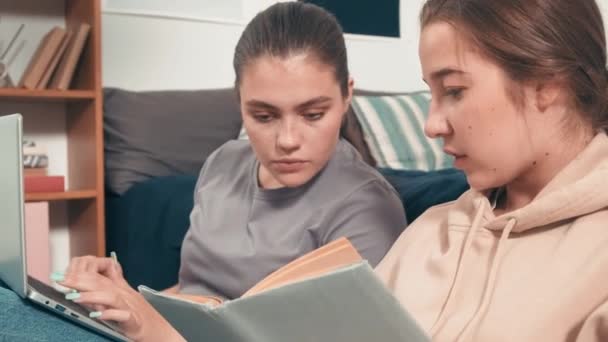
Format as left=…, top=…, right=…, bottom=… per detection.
left=106, top=169, right=469, bottom=290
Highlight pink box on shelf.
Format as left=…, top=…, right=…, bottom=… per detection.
left=24, top=201, right=51, bottom=284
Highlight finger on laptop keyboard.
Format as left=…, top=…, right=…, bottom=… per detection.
left=52, top=282, right=74, bottom=294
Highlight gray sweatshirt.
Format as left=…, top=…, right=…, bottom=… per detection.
left=178, top=139, right=406, bottom=299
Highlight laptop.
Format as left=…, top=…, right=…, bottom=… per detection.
left=0, top=113, right=129, bottom=341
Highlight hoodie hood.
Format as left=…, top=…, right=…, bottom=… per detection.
left=451, top=132, right=608, bottom=233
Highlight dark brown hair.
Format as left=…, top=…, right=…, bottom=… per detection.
left=233, top=2, right=349, bottom=98
left=420, top=0, right=608, bottom=133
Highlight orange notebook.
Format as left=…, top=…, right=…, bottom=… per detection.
left=170, top=237, right=362, bottom=306
left=24, top=168, right=48, bottom=177
left=36, top=30, right=72, bottom=89
left=49, top=23, right=91, bottom=90
left=24, top=175, right=65, bottom=193
left=19, top=26, right=67, bottom=89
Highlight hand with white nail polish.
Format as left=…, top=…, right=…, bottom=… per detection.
left=59, top=255, right=186, bottom=342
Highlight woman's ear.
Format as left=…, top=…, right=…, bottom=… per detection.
left=346, top=77, right=355, bottom=105
left=342, top=77, right=355, bottom=115
left=340, top=78, right=355, bottom=133
left=535, top=79, right=563, bottom=113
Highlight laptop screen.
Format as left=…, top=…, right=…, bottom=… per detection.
left=0, top=114, right=27, bottom=297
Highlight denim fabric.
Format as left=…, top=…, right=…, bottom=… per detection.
left=0, top=281, right=112, bottom=341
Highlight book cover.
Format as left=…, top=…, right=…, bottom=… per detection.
left=36, top=30, right=73, bottom=89
left=19, top=26, right=67, bottom=89
left=24, top=175, right=65, bottom=193
left=140, top=262, right=430, bottom=342
left=24, top=202, right=50, bottom=285
left=139, top=238, right=430, bottom=342
left=49, top=23, right=91, bottom=90
left=24, top=168, right=48, bottom=177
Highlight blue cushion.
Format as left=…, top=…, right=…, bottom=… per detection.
left=105, top=174, right=197, bottom=290
left=379, top=168, right=469, bottom=223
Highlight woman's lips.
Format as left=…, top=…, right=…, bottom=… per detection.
left=272, top=160, right=308, bottom=173
left=444, top=148, right=466, bottom=166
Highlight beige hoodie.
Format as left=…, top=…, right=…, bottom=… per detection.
left=376, top=133, right=608, bottom=342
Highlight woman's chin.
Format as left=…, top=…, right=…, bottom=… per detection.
left=275, top=172, right=315, bottom=188
left=463, top=172, right=497, bottom=192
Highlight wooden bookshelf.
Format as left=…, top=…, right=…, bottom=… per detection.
left=25, top=190, right=98, bottom=202
left=0, top=88, right=96, bottom=102
left=0, top=0, right=105, bottom=258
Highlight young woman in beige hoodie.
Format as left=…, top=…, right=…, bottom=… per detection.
left=376, top=0, right=608, bottom=341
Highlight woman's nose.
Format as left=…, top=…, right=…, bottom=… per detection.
left=424, top=105, right=452, bottom=139
left=276, top=119, right=300, bottom=153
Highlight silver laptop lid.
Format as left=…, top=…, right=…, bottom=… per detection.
left=0, top=113, right=27, bottom=298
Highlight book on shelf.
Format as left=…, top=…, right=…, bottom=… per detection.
left=36, top=30, right=72, bottom=89
left=19, top=26, right=67, bottom=89
left=24, top=167, right=48, bottom=177
left=49, top=23, right=91, bottom=90
left=139, top=238, right=430, bottom=342
left=24, top=175, right=65, bottom=193
left=23, top=154, right=48, bottom=168
left=23, top=140, right=48, bottom=156
left=22, top=140, right=49, bottom=171
left=24, top=202, right=51, bottom=285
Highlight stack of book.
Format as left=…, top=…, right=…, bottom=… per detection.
left=23, top=140, right=64, bottom=193
left=19, top=23, right=91, bottom=90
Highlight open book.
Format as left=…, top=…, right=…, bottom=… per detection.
left=167, top=237, right=363, bottom=306
left=139, top=238, right=430, bottom=341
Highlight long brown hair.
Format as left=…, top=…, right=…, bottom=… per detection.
left=421, top=0, right=608, bottom=133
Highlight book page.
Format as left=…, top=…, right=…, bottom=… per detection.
left=164, top=238, right=362, bottom=305
left=243, top=237, right=362, bottom=297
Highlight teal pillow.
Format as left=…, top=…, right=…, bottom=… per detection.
left=351, top=92, right=454, bottom=171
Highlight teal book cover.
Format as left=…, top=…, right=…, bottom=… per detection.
left=139, top=262, right=430, bottom=342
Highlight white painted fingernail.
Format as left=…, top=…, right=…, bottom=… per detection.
left=89, top=311, right=102, bottom=318
left=110, top=251, right=118, bottom=264
left=65, top=292, right=80, bottom=300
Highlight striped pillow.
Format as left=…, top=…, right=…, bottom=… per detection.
left=351, top=92, right=453, bottom=171
left=237, top=126, right=249, bottom=140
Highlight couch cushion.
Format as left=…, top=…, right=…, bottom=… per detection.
left=103, top=88, right=242, bottom=195
left=379, top=168, right=469, bottom=223
left=105, top=174, right=197, bottom=290
left=352, top=92, right=454, bottom=171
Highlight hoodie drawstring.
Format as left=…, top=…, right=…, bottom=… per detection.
left=456, top=217, right=518, bottom=341
left=430, top=199, right=487, bottom=337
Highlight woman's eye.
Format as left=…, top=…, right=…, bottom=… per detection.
left=253, top=114, right=274, bottom=123
left=444, top=87, right=464, bottom=100
left=303, top=112, right=324, bottom=121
